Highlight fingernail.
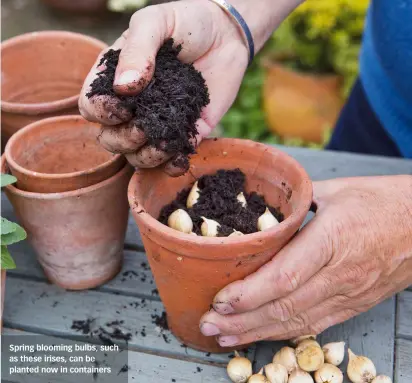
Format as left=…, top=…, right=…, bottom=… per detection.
left=200, top=322, right=220, bottom=336
left=213, top=302, right=234, bottom=315
left=115, top=70, right=140, bottom=86
left=218, top=335, right=239, bottom=347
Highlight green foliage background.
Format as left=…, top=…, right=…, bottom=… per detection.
left=220, top=0, right=369, bottom=148
left=1, top=174, right=27, bottom=269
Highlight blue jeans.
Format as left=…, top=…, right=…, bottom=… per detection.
left=326, top=78, right=402, bottom=157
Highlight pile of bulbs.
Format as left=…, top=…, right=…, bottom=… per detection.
left=167, top=181, right=279, bottom=236
left=227, top=335, right=392, bottom=383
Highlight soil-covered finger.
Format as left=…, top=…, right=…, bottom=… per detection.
left=92, top=95, right=133, bottom=123
left=125, top=145, right=173, bottom=168
left=79, top=34, right=131, bottom=125
left=98, top=123, right=147, bottom=154
left=86, top=39, right=210, bottom=167
left=163, top=154, right=190, bottom=177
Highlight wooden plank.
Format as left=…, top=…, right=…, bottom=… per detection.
left=397, top=291, right=412, bottom=339
left=2, top=329, right=229, bottom=383
left=277, top=146, right=412, bottom=181
left=3, top=277, right=249, bottom=365
left=395, top=338, right=412, bottom=383
left=7, top=243, right=158, bottom=300
left=254, top=297, right=395, bottom=382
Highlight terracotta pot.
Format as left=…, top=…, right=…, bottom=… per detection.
left=1, top=31, right=107, bottom=148
left=40, top=0, right=108, bottom=14
left=1, top=156, right=133, bottom=290
left=128, top=138, right=312, bottom=352
left=263, top=59, right=343, bottom=143
left=5, top=115, right=126, bottom=193
left=1, top=270, right=5, bottom=331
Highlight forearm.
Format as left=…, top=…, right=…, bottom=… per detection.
left=226, top=0, right=304, bottom=51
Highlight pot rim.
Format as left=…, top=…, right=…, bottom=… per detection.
left=1, top=30, right=107, bottom=115
left=1, top=154, right=131, bottom=200
left=128, top=138, right=313, bottom=255
left=4, top=115, right=123, bottom=183
left=261, top=54, right=342, bottom=81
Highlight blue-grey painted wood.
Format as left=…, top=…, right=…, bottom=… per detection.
left=6, top=244, right=158, bottom=301
left=397, top=291, right=412, bottom=339
left=3, top=277, right=250, bottom=365
left=277, top=146, right=412, bottom=181
left=125, top=214, right=145, bottom=250
left=395, top=338, right=412, bottom=383
left=254, top=297, right=395, bottom=382
left=2, top=329, right=229, bottom=382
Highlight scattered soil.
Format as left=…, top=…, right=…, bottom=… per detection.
left=118, top=364, right=129, bottom=375
left=151, top=311, right=169, bottom=331
left=159, top=169, right=284, bottom=236
left=87, top=38, right=210, bottom=163
left=71, top=319, right=132, bottom=345
left=71, top=319, right=95, bottom=334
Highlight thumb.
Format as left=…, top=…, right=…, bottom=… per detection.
left=113, top=7, right=170, bottom=95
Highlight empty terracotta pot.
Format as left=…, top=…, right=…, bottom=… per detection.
left=128, top=138, right=313, bottom=352
left=5, top=115, right=126, bottom=193
left=1, top=31, right=107, bottom=148
left=2, top=156, right=133, bottom=290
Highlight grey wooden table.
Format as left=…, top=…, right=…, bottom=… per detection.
left=2, top=146, right=412, bottom=382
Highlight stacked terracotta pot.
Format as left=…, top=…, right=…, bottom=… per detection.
left=1, top=31, right=132, bottom=290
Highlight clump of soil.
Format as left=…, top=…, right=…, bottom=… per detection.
left=87, top=38, right=210, bottom=162
left=159, top=169, right=284, bottom=236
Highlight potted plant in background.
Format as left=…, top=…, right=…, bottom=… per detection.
left=263, top=0, right=369, bottom=144
left=1, top=174, right=27, bottom=327
left=221, top=0, right=368, bottom=147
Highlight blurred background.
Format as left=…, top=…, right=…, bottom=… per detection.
left=1, top=0, right=370, bottom=149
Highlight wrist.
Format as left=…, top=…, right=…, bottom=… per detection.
left=224, top=0, right=304, bottom=52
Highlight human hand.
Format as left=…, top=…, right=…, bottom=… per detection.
left=79, top=0, right=249, bottom=176
left=200, top=176, right=412, bottom=347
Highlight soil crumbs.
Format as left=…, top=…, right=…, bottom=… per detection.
left=71, top=319, right=132, bottom=346
left=159, top=169, right=284, bottom=236
left=87, top=38, right=210, bottom=164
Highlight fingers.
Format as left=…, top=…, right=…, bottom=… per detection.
left=267, top=267, right=339, bottom=322
left=161, top=118, right=211, bottom=175
left=113, top=7, right=169, bottom=95
left=98, top=121, right=147, bottom=154
left=201, top=268, right=338, bottom=337
left=79, top=34, right=133, bottom=125
left=125, top=145, right=174, bottom=168
left=82, top=96, right=133, bottom=125
left=215, top=303, right=358, bottom=347
left=163, top=154, right=190, bottom=177
left=212, top=218, right=333, bottom=315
